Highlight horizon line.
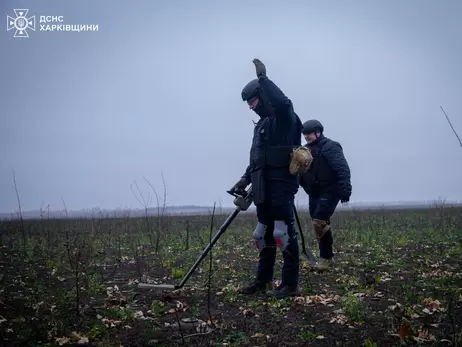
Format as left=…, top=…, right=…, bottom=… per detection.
left=1, top=199, right=461, bottom=216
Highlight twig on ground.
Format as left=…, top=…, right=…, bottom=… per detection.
left=143, top=173, right=169, bottom=253
left=207, top=203, right=217, bottom=327
left=175, top=310, right=185, bottom=345
left=130, top=179, right=153, bottom=246
left=445, top=290, right=460, bottom=346
left=183, top=329, right=215, bottom=339
left=12, top=170, right=26, bottom=262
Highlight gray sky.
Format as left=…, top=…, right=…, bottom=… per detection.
left=1, top=0, right=461, bottom=213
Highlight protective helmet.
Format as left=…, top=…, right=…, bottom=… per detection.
left=302, top=119, right=324, bottom=134
left=241, top=79, right=260, bottom=101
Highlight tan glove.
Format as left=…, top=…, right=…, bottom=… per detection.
left=289, top=146, right=313, bottom=175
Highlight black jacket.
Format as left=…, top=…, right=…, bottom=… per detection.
left=240, top=75, right=302, bottom=204
left=299, top=134, right=352, bottom=199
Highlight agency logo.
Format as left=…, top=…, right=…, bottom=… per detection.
left=6, top=9, right=99, bottom=38
left=6, top=9, right=36, bottom=38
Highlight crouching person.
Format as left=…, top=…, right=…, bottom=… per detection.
left=299, top=120, right=352, bottom=270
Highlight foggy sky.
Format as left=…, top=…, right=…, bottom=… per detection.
left=1, top=0, right=461, bottom=213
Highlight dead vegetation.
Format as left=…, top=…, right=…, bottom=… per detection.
left=0, top=203, right=461, bottom=346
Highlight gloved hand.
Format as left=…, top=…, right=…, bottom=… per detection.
left=252, top=58, right=266, bottom=77
left=230, top=177, right=249, bottom=193
left=340, top=196, right=350, bottom=204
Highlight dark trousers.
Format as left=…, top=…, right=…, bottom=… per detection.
left=309, top=193, right=340, bottom=259
left=254, top=188, right=299, bottom=286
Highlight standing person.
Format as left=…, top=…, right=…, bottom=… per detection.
left=229, top=58, right=306, bottom=299
left=299, top=119, right=352, bottom=270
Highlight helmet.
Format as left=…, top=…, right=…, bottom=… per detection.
left=241, top=79, right=260, bottom=101
left=302, top=119, right=324, bottom=134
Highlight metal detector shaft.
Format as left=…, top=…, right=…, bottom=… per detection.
left=174, top=186, right=252, bottom=289
left=175, top=207, right=241, bottom=289
left=293, top=205, right=317, bottom=265
left=137, top=185, right=253, bottom=291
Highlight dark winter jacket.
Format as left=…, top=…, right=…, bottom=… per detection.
left=241, top=75, right=303, bottom=204
left=299, top=134, right=352, bottom=199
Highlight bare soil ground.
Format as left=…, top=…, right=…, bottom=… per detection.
left=0, top=206, right=461, bottom=346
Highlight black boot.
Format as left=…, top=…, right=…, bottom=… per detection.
left=266, top=283, right=301, bottom=299
left=238, top=279, right=270, bottom=295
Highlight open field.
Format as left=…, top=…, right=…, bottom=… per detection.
left=0, top=205, right=461, bottom=347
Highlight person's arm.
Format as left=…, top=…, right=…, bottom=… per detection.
left=253, top=58, right=292, bottom=113
left=257, top=75, right=291, bottom=111
left=323, top=141, right=352, bottom=200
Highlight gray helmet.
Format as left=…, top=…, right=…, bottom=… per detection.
left=302, top=119, right=324, bottom=134
left=241, top=79, right=260, bottom=101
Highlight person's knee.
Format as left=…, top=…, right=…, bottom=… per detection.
left=273, top=219, right=298, bottom=251
left=312, top=218, right=331, bottom=240
left=273, top=220, right=290, bottom=251
left=252, top=222, right=267, bottom=252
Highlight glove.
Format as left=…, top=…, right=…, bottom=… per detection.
left=230, top=177, right=248, bottom=193
left=289, top=146, right=313, bottom=175
left=340, top=196, right=350, bottom=204
left=252, top=58, right=266, bottom=77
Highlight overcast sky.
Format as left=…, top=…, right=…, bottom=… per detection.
left=1, top=0, right=461, bottom=213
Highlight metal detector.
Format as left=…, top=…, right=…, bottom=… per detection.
left=293, top=205, right=318, bottom=265
left=138, top=185, right=254, bottom=291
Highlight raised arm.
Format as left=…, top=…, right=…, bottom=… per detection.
left=253, top=59, right=291, bottom=111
